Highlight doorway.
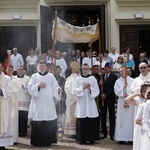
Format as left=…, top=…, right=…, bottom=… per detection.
left=0, top=26, right=37, bottom=63
left=120, top=25, right=150, bottom=59
left=40, top=5, right=105, bottom=54
left=139, top=29, right=150, bottom=55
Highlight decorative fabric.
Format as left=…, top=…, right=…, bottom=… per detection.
left=52, top=17, right=99, bottom=46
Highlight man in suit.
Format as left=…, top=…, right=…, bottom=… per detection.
left=100, top=62, right=118, bottom=140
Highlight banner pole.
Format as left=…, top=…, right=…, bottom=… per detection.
left=52, top=9, right=58, bottom=65
left=7, top=50, right=11, bottom=77
left=97, top=18, right=104, bottom=107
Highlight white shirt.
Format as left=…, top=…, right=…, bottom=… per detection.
left=109, top=53, right=119, bottom=63
left=82, top=57, right=97, bottom=67
left=94, top=60, right=107, bottom=68
left=26, top=55, right=38, bottom=65
left=56, top=58, right=67, bottom=78
left=122, top=53, right=134, bottom=60
left=10, top=53, right=24, bottom=71
left=82, top=57, right=97, bottom=74
left=113, top=62, right=122, bottom=71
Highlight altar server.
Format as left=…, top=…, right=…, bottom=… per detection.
left=73, top=63, right=100, bottom=144
left=27, top=60, right=61, bottom=147
left=114, top=67, right=134, bottom=144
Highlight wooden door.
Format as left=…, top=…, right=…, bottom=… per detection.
left=40, top=5, right=52, bottom=53
left=120, top=27, right=139, bottom=59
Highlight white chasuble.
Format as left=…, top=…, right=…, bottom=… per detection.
left=0, top=72, right=13, bottom=146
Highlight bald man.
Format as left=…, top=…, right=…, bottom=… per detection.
left=134, top=53, right=148, bottom=77
left=130, top=62, right=150, bottom=94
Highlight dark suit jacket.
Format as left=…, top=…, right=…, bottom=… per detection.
left=100, top=72, right=118, bottom=103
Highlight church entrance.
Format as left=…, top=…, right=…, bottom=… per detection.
left=40, top=5, right=106, bottom=54
left=120, top=25, right=150, bottom=59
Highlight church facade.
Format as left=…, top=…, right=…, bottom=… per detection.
left=0, top=0, right=150, bottom=60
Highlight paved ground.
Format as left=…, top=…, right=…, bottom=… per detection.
left=6, top=130, right=132, bottom=150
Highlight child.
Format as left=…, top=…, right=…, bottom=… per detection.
left=140, top=89, right=150, bottom=150
left=125, top=84, right=149, bottom=150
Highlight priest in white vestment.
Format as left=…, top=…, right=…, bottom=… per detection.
left=0, top=63, right=13, bottom=149
left=16, top=65, right=30, bottom=136
left=73, top=63, right=100, bottom=144
left=27, top=60, right=61, bottom=147
left=64, top=61, right=80, bottom=137
left=7, top=66, right=22, bottom=143
left=114, top=67, right=134, bottom=143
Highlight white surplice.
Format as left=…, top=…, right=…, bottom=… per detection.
left=16, top=75, right=30, bottom=111
left=11, top=75, right=22, bottom=142
left=141, top=100, right=150, bottom=150
left=73, top=75, right=99, bottom=118
left=56, top=58, right=67, bottom=78
left=27, top=72, right=59, bottom=121
left=64, top=73, right=79, bottom=135
left=0, top=72, right=13, bottom=147
left=114, top=76, right=135, bottom=141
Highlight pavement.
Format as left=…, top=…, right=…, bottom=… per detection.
left=6, top=128, right=132, bottom=150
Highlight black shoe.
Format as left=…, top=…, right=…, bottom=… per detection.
left=127, top=141, right=133, bottom=145
left=89, top=141, right=95, bottom=145
left=14, top=142, right=18, bottom=145
left=79, top=141, right=86, bottom=145
left=70, top=135, right=76, bottom=139
left=117, top=141, right=126, bottom=144
left=110, top=136, right=114, bottom=140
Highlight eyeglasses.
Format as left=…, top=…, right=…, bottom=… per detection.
left=139, top=67, right=147, bottom=69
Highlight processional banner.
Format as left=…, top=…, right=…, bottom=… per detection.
left=52, top=17, right=99, bottom=46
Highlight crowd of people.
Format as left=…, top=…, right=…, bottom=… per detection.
left=0, top=46, right=150, bottom=150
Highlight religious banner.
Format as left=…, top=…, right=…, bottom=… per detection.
left=52, top=16, right=99, bottom=46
